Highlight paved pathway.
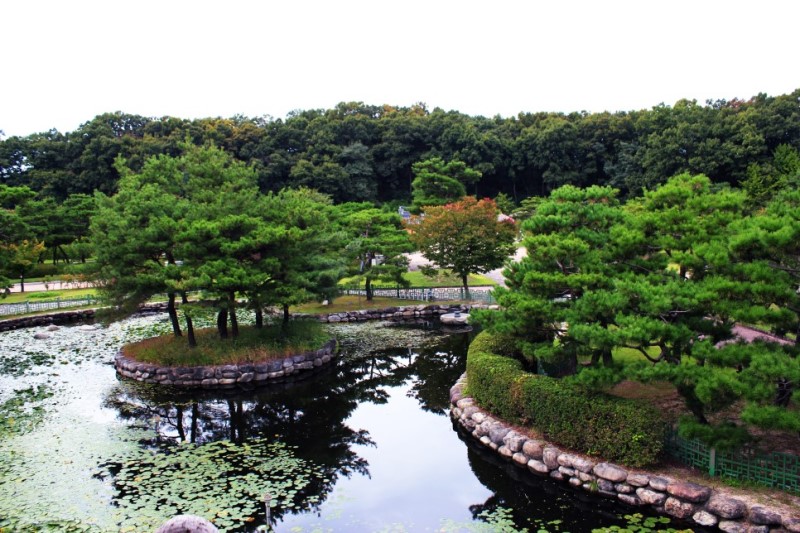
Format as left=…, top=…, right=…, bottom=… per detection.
left=729, top=325, right=794, bottom=346
left=6, top=280, right=92, bottom=294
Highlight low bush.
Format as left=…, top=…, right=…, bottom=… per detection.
left=28, top=263, right=61, bottom=279
left=466, top=331, right=666, bottom=467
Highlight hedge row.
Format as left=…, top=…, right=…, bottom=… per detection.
left=465, top=331, right=666, bottom=467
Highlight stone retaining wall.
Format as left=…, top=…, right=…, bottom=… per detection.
left=312, top=303, right=494, bottom=323
left=115, top=303, right=487, bottom=389
left=0, top=302, right=171, bottom=332
left=450, top=374, right=800, bottom=533
left=115, top=339, right=338, bottom=388
left=0, top=309, right=97, bottom=332
left=2, top=302, right=490, bottom=332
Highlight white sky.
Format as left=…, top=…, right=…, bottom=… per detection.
left=1, top=0, right=798, bottom=138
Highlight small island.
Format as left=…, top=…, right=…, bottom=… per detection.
left=115, top=321, right=337, bottom=388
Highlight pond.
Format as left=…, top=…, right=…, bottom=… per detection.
left=0, top=314, right=691, bottom=532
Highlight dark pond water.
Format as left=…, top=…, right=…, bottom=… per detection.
left=0, top=316, right=692, bottom=532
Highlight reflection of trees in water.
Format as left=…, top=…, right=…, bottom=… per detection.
left=460, top=434, right=703, bottom=533
left=463, top=441, right=626, bottom=531
left=104, top=325, right=474, bottom=522
left=406, top=329, right=473, bottom=414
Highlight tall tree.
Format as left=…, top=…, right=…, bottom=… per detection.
left=0, top=207, right=29, bottom=291
left=410, top=157, right=480, bottom=210
left=338, top=203, right=412, bottom=301
left=408, top=197, right=516, bottom=296
left=173, top=144, right=266, bottom=339
left=741, top=144, right=800, bottom=209
left=92, top=152, right=189, bottom=339
left=485, top=185, right=624, bottom=374
left=258, top=188, right=344, bottom=324
left=4, top=239, right=46, bottom=292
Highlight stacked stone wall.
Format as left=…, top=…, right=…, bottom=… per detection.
left=115, top=339, right=338, bottom=388
left=450, top=374, right=800, bottom=533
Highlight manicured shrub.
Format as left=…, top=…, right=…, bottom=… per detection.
left=466, top=331, right=665, bottom=467
left=28, top=263, right=60, bottom=278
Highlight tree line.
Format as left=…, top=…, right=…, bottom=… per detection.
left=2, top=90, right=799, bottom=205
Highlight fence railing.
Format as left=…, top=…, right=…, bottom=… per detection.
left=1, top=287, right=495, bottom=317
left=0, top=297, right=98, bottom=317
left=340, top=286, right=496, bottom=304
left=666, top=431, right=800, bottom=494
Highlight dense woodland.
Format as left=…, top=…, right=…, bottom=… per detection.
left=2, top=90, right=799, bottom=204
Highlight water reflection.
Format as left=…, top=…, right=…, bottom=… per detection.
left=102, top=324, right=473, bottom=529
left=99, top=322, right=694, bottom=532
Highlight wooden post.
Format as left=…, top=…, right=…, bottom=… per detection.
left=263, top=492, right=273, bottom=530
left=709, top=448, right=716, bottom=477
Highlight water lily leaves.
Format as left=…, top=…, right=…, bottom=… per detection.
left=97, top=438, right=326, bottom=531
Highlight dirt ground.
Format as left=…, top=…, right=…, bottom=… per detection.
left=605, top=379, right=800, bottom=516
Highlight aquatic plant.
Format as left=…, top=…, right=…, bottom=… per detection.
left=96, top=436, right=327, bottom=531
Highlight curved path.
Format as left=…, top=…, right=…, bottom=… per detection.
left=6, top=280, right=92, bottom=293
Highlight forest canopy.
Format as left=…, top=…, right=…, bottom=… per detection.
left=2, top=90, right=799, bottom=204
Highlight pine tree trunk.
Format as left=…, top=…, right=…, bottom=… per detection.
left=185, top=314, right=197, bottom=347
left=461, top=274, right=470, bottom=299
left=677, top=383, right=709, bottom=424
left=255, top=307, right=263, bottom=328
left=366, top=277, right=373, bottom=301
left=282, top=303, right=290, bottom=326
left=181, top=293, right=196, bottom=347
left=229, top=292, right=239, bottom=337
left=217, top=308, right=228, bottom=339
left=775, top=378, right=792, bottom=407
left=168, top=292, right=182, bottom=337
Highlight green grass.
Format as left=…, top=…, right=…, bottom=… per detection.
left=123, top=320, right=331, bottom=367
left=1, top=288, right=97, bottom=304
left=292, top=295, right=420, bottom=314
left=339, top=270, right=496, bottom=289
left=611, top=345, right=660, bottom=365
left=1, top=288, right=97, bottom=305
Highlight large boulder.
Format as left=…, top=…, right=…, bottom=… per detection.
left=156, top=515, right=219, bottom=533
left=705, top=495, right=746, bottom=519
left=593, top=462, right=628, bottom=483
left=666, top=481, right=711, bottom=503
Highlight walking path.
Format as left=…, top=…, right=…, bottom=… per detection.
left=6, top=280, right=92, bottom=294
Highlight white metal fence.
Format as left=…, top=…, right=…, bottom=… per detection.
left=0, top=297, right=98, bottom=317
left=340, top=286, right=496, bottom=304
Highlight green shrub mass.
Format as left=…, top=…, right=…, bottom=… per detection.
left=466, top=331, right=666, bottom=467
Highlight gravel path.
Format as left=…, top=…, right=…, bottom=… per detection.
left=729, top=325, right=794, bottom=346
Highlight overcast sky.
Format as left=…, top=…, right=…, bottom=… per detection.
left=2, top=0, right=798, bottom=138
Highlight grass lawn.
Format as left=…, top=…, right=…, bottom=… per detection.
left=123, top=321, right=330, bottom=367
left=339, top=270, right=496, bottom=289
left=1, top=288, right=97, bottom=305
left=292, top=295, right=421, bottom=314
